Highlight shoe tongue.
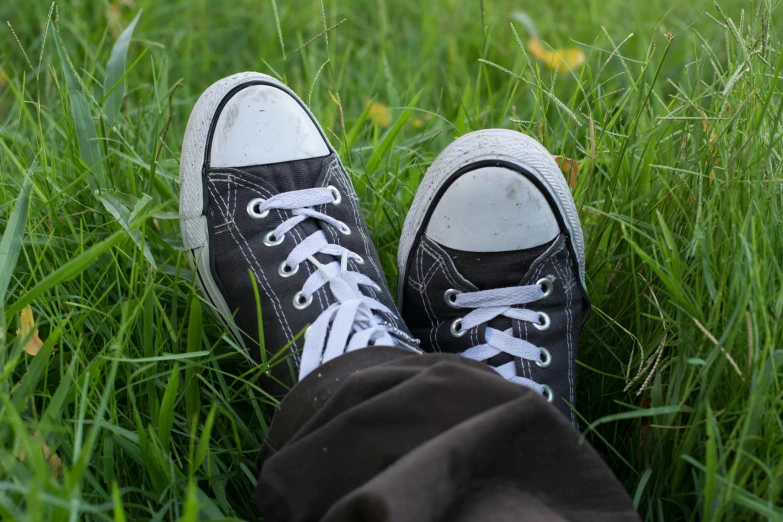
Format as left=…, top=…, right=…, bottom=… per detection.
left=438, top=238, right=557, bottom=290
left=241, top=154, right=332, bottom=193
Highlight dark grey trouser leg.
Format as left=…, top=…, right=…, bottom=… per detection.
left=255, top=347, right=639, bottom=522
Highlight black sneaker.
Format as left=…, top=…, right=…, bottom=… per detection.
left=397, top=129, right=590, bottom=423
left=179, top=72, right=418, bottom=388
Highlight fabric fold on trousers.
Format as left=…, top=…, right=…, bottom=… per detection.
left=255, top=347, right=639, bottom=522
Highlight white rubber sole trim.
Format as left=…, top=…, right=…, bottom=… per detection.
left=179, top=72, right=336, bottom=346
left=397, top=129, right=586, bottom=305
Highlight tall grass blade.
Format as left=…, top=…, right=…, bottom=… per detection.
left=104, top=10, right=142, bottom=126
left=98, top=190, right=156, bottom=268
left=186, top=294, right=202, bottom=423
left=158, top=362, right=180, bottom=452
left=365, top=91, right=421, bottom=173
left=53, top=28, right=107, bottom=191
left=6, top=228, right=127, bottom=318
left=0, top=173, right=32, bottom=307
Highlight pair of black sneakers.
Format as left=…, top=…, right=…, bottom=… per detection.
left=179, top=73, right=590, bottom=423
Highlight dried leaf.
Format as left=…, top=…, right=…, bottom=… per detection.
left=105, top=0, right=138, bottom=36
left=17, top=305, right=43, bottom=355
left=46, top=447, right=62, bottom=479
left=105, top=3, right=122, bottom=37
left=368, top=101, right=392, bottom=128
left=554, top=155, right=579, bottom=189
left=18, top=440, right=62, bottom=479
left=527, top=37, right=585, bottom=73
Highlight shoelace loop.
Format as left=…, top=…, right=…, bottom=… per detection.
left=247, top=186, right=399, bottom=380
left=448, top=279, right=554, bottom=401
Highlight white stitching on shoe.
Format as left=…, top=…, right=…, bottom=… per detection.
left=418, top=247, right=479, bottom=350
left=421, top=241, right=452, bottom=352
left=541, top=239, right=573, bottom=421
left=416, top=244, right=454, bottom=352
left=421, top=238, right=477, bottom=290
left=212, top=172, right=330, bottom=314
left=420, top=240, right=480, bottom=350
left=211, top=178, right=291, bottom=316
left=319, top=161, right=355, bottom=307
left=238, top=180, right=403, bottom=380
left=420, top=243, right=462, bottom=291
left=318, top=163, right=356, bottom=307
left=417, top=239, right=441, bottom=352
left=323, top=160, right=387, bottom=309
left=523, top=321, right=531, bottom=379
left=208, top=176, right=299, bottom=364
left=560, top=246, right=575, bottom=425
left=230, top=171, right=236, bottom=219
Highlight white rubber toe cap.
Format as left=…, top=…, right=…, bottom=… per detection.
left=425, top=166, right=560, bottom=252
left=210, top=85, right=330, bottom=167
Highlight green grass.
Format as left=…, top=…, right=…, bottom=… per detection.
left=1, top=0, right=782, bottom=519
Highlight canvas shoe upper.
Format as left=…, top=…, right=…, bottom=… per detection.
left=397, top=129, right=590, bottom=423
left=179, top=72, right=417, bottom=390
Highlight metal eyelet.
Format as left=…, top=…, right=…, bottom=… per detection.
left=278, top=261, right=299, bottom=278
left=443, top=289, right=460, bottom=308
left=247, top=198, right=269, bottom=219
left=537, top=277, right=554, bottom=299
left=328, top=185, right=342, bottom=205
left=533, top=311, right=551, bottom=331
left=264, top=231, right=285, bottom=247
left=352, top=254, right=365, bottom=265
left=450, top=318, right=467, bottom=338
left=337, top=221, right=351, bottom=235
left=541, top=385, right=554, bottom=403
left=536, top=347, right=552, bottom=368
left=293, top=292, right=313, bottom=310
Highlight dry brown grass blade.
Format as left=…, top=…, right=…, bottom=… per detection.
left=17, top=305, right=44, bottom=355
left=554, top=155, right=579, bottom=189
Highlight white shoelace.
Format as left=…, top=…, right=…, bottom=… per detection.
left=247, top=186, right=399, bottom=381
left=449, top=282, right=553, bottom=398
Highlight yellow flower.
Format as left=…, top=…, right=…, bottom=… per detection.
left=368, top=102, right=392, bottom=128
left=527, top=36, right=585, bottom=74
left=527, top=36, right=585, bottom=73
